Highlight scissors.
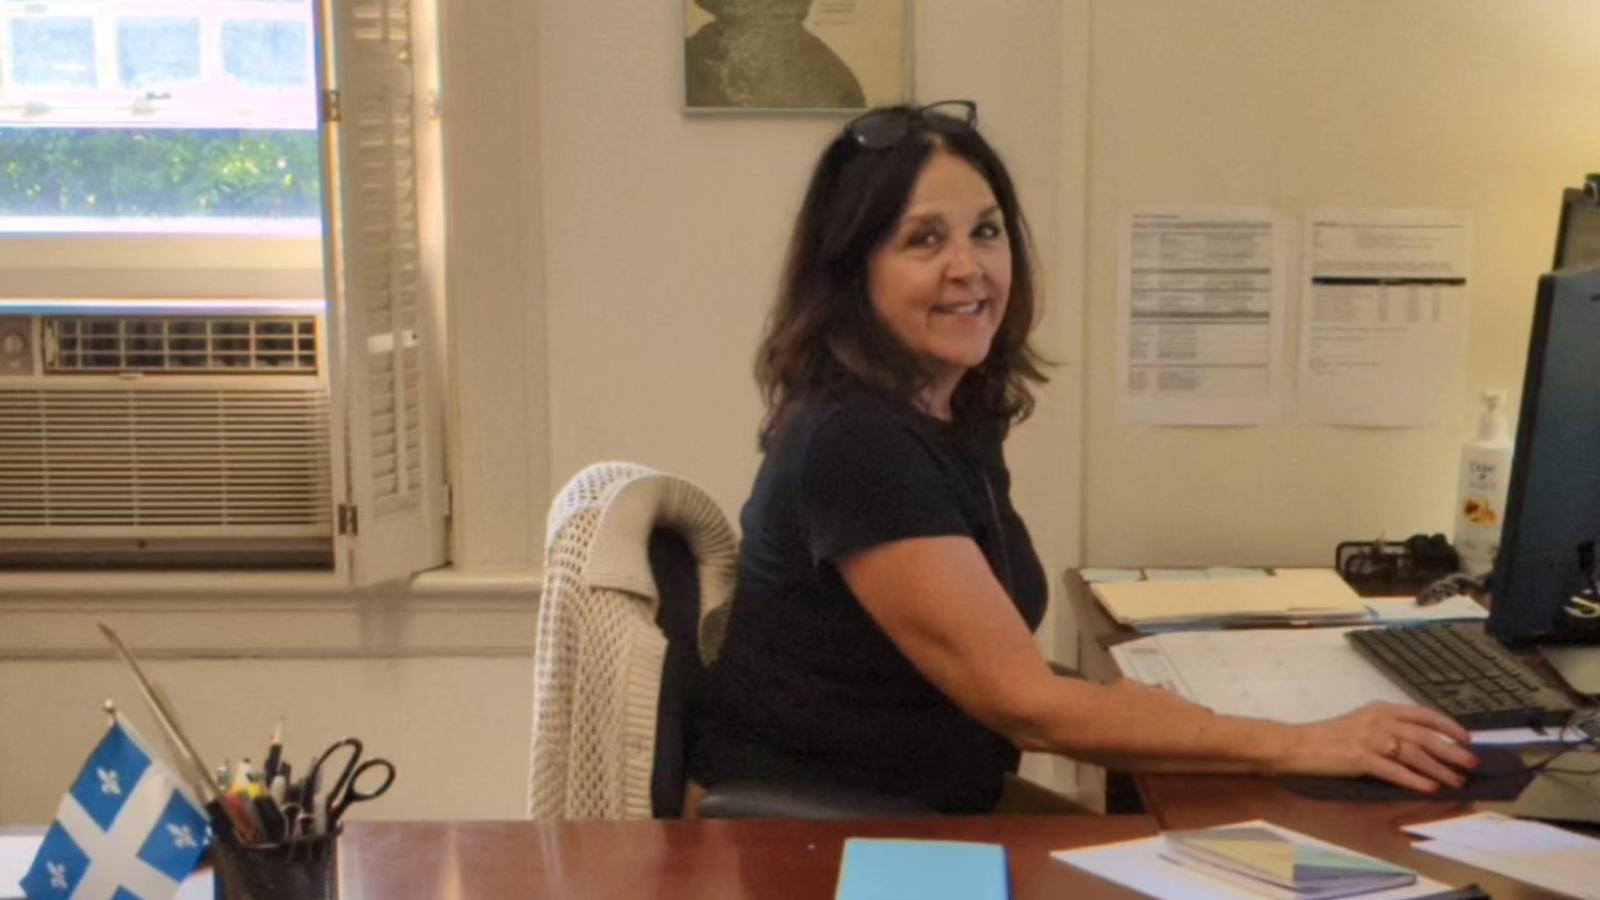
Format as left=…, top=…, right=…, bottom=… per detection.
left=305, top=737, right=396, bottom=832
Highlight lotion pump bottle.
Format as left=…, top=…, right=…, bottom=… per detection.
left=1453, top=390, right=1513, bottom=576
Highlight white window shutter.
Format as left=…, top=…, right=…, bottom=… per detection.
left=320, top=0, right=447, bottom=586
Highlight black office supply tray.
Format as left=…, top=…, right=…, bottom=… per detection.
left=1335, top=535, right=1462, bottom=597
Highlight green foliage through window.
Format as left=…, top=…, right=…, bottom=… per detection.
left=0, top=128, right=321, bottom=218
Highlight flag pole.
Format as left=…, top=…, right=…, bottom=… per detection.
left=96, top=622, right=242, bottom=835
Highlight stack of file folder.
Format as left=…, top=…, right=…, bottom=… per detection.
left=1161, top=824, right=1416, bottom=899
left=1090, top=568, right=1368, bottom=630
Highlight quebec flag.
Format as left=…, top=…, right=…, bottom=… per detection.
left=21, top=718, right=210, bottom=900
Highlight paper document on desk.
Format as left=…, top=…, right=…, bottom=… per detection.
left=1091, top=568, right=1366, bottom=628
left=1079, top=567, right=1143, bottom=584
left=1112, top=627, right=1411, bottom=723
left=1405, top=812, right=1600, bottom=899
left=1054, top=819, right=1446, bottom=900
left=1363, top=595, right=1487, bottom=624
left=1111, top=628, right=1569, bottom=744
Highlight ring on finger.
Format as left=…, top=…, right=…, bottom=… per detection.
left=1384, top=736, right=1402, bottom=759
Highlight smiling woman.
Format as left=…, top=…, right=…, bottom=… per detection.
left=685, top=100, right=1481, bottom=816
left=686, top=101, right=1053, bottom=813
left=751, top=101, right=1045, bottom=448
left=865, top=151, right=1013, bottom=420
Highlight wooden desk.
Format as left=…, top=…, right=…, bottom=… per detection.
left=6, top=809, right=1571, bottom=900
left=336, top=816, right=1159, bottom=899
left=1065, top=569, right=1575, bottom=899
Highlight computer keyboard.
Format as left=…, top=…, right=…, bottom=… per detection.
left=1347, top=622, right=1578, bottom=730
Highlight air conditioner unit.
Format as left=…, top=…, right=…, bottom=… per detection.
left=0, top=309, right=334, bottom=568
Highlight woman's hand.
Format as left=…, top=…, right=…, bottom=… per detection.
left=1283, top=702, right=1478, bottom=792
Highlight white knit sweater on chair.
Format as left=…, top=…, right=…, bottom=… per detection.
left=527, top=462, right=737, bottom=820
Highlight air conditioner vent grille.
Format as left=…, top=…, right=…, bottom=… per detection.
left=45, top=316, right=319, bottom=375
left=0, top=388, right=332, bottom=530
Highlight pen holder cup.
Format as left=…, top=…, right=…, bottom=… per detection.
left=210, top=832, right=338, bottom=900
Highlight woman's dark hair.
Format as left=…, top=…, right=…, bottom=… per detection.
left=754, top=106, right=1048, bottom=448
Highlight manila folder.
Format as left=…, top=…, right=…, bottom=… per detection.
left=1091, top=569, right=1364, bottom=626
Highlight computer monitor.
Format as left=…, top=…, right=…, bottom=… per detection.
left=1552, top=176, right=1600, bottom=270
left=1488, top=263, right=1600, bottom=645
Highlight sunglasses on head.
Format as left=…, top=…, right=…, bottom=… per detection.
left=844, top=100, right=978, bottom=150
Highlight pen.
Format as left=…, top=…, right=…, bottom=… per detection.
left=294, top=811, right=315, bottom=849
left=243, top=763, right=266, bottom=800
left=254, top=795, right=287, bottom=845
left=263, top=716, right=284, bottom=782
left=232, top=752, right=262, bottom=794
left=303, top=763, right=322, bottom=813
left=222, top=792, right=262, bottom=844
left=204, top=799, right=237, bottom=845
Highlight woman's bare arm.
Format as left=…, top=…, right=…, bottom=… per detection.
left=838, top=536, right=1477, bottom=792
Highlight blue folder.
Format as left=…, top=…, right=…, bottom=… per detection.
left=834, top=838, right=1009, bottom=900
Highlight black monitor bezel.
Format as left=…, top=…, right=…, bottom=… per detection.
left=1552, top=178, right=1600, bottom=270
left=1488, top=264, right=1600, bottom=645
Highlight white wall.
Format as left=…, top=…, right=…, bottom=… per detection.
left=1082, top=0, right=1600, bottom=566
left=438, top=0, right=549, bottom=571
left=0, top=589, right=534, bottom=823
left=0, top=655, right=533, bottom=823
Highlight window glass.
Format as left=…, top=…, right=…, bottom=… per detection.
left=118, top=18, right=202, bottom=89
left=0, top=1, right=320, bottom=235
left=223, top=20, right=311, bottom=88
left=0, top=129, right=321, bottom=220
left=10, top=17, right=96, bottom=88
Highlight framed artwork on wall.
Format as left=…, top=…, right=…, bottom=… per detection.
left=682, top=0, right=912, bottom=114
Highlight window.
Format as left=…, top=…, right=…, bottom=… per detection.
left=0, top=0, right=320, bottom=234
left=0, top=0, right=448, bottom=585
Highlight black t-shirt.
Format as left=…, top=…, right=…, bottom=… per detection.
left=689, top=393, right=1047, bottom=813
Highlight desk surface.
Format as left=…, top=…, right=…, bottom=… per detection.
left=336, top=804, right=1580, bottom=899
left=1066, top=568, right=1581, bottom=900
left=7, top=809, right=1575, bottom=900
left=336, top=816, right=1159, bottom=899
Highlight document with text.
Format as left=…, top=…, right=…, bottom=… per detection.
left=1405, top=813, right=1600, bottom=899
left=1118, top=210, right=1288, bottom=426
left=1298, top=210, right=1471, bottom=426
